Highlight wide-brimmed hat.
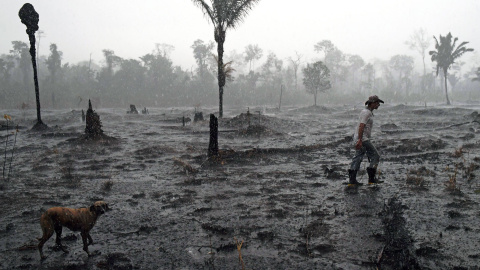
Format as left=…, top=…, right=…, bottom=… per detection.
left=365, top=95, right=384, bottom=105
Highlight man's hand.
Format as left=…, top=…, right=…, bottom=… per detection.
left=355, top=139, right=363, bottom=150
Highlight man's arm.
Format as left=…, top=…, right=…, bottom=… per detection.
left=355, top=123, right=365, bottom=150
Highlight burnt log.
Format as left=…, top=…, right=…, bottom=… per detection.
left=208, top=114, right=218, bottom=157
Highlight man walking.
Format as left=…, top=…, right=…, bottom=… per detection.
left=348, top=95, right=384, bottom=185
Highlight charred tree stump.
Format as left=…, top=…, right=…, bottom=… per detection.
left=208, top=114, right=218, bottom=157
left=194, top=112, right=204, bottom=122
left=81, top=109, right=85, bottom=122
left=85, top=99, right=103, bottom=137
left=128, top=104, right=138, bottom=114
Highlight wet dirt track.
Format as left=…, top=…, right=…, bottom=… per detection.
left=1, top=104, right=480, bottom=269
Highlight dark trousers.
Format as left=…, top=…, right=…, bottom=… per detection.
left=350, top=140, right=380, bottom=171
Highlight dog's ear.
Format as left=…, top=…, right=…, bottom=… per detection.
left=90, top=205, right=95, bottom=212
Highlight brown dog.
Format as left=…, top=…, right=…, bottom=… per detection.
left=37, top=201, right=109, bottom=259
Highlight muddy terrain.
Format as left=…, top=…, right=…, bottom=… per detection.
left=1, top=103, right=480, bottom=270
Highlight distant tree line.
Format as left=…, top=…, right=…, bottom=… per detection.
left=1, top=31, right=479, bottom=110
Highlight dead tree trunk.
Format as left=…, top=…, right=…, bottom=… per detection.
left=208, top=114, right=218, bottom=157
left=19, top=3, right=47, bottom=130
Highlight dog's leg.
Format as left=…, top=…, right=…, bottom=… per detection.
left=54, top=223, right=68, bottom=253
left=38, top=232, right=53, bottom=260
left=38, top=214, right=54, bottom=260
left=81, top=231, right=90, bottom=256
left=87, top=233, right=93, bottom=246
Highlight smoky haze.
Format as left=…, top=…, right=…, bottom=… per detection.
left=1, top=0, right=480, bottom=109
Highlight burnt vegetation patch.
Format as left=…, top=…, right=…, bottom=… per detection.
left=378, top=197, right=421, bottom=269
left=134, top=145, right=176, bottom=158
left=385, top=138, right=445, bottom=154
left=201, top=223, right=234, bottom=235
left=3, top=104, right=480, bottom=269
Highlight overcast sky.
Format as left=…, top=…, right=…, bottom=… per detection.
left=2, top=0, right=480, bottom=72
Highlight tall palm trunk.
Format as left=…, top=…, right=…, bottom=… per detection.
left=28, top=33, right=44, bottom=126
left=443, top=69, right=450, bottom=105
left=215, top=28, right=226, bottom=118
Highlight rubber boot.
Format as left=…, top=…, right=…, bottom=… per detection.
left=367, top=167, right=383, bottom=184
left=348, top=169, right=362, bottom=185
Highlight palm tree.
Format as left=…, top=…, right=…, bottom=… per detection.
left=192, top=0, right=260, bottom=118
left=429, top=32, right=473, bottom=105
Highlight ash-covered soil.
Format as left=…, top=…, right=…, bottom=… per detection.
left=1, top=104, right=480, bottom=269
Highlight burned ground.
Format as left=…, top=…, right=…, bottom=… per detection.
left=1, top=104, right=480, bottom=269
